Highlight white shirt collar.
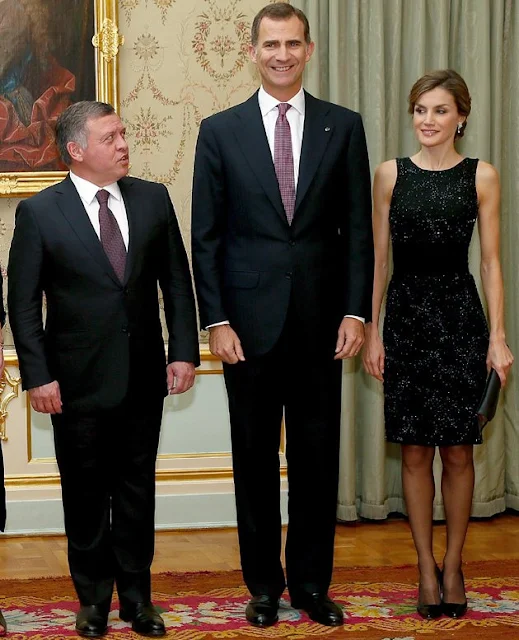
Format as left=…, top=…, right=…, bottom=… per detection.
left=69, top=171, right=122, bottom=206
left=258, top=86, right=305, bottom=117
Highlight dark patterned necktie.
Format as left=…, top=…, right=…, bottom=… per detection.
left=274, top=103, right=295, bottom=224
left=96, top=189, right=127, bottom=282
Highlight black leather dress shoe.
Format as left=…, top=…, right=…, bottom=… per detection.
left=119, top=602, right=166, bottom=637
left=245, top=595, right=279, bottom=627
left=291, top=593, right=344, bottom=626
left=75, top=605, right=109, bottom=638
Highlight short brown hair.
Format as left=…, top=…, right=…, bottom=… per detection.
left=408, top=69, right=471, bottom=139
left=251, top=2, right=311, bottom=47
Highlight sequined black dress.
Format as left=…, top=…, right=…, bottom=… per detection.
left=383, top=157, right=489, bottom=446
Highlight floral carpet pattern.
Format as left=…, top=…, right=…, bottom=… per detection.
left=1, top=562, right=519, bottom=638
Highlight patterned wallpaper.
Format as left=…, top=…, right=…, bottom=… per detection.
left=0, top=0, right=280, bottom=346
left=118, top=0, right=272, bottom=239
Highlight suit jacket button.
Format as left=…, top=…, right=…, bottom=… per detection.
left=285, top=272, right=292, bottom=279
left=289, top=240, right=295, bottom=246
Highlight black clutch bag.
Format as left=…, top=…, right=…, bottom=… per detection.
left=476, top=368, right=501, bottom=435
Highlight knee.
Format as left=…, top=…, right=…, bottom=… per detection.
left=439, top=446, right=473, bottom=474
left=401, top=445, right=434, bottom=474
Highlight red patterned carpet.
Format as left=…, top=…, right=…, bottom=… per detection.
left=1, top=562, right=519, bottom=638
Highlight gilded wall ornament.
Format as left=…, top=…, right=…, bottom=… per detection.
left=92, top=18, right=125, bottom=63
left=0, top=367, right=22, bottom=442
left=0, top=177, right=18, bottom=196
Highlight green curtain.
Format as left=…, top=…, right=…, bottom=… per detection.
left=293, top=0, right=519, bottom=520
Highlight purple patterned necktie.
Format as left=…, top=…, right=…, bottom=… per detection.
left=274, top=103, right=295, bottom=224
left=96, top=189, right=127, bottom=282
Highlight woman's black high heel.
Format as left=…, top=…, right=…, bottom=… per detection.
left=442, top=570, right=468, bottom=618
left=417, top=565, right=443, bottom=619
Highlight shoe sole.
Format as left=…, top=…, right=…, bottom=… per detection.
left=119, top=615, right=165, bottom=637
left=291, top=603, right=344, bottom=626
left=308, top=616, right=343, bottom=627
left=248, top=617, right=279, bottom=628
left=75, top=628, right=108, bottom=638
left=119, top=622, right=165, bottom=637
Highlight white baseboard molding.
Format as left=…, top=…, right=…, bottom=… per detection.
left=4, top=489, right=289, bottom=535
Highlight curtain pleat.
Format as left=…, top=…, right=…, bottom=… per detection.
left=293, top=0, right=518, bottom=520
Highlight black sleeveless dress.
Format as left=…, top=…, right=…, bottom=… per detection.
left=383, top=157, right=489, bottom=446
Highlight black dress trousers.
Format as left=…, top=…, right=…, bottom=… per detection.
left=223, top=302, right=342, bottom=599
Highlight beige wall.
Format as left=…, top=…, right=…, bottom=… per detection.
left=0, top=0, right=288, bottom=534
left=0, top=0, right=280, bottom=346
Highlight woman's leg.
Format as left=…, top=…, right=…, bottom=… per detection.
left=401, top=444, right=440, bottom=604
left=439, top=444, right=474, bottom=603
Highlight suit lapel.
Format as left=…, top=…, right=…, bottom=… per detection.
left=55, top=175, right=121, bottom=286
left=118, top=177, right=138, bottom=285
left=295, top=91, right=333, bottom=211
left=233, top=93, right=287, bottom=223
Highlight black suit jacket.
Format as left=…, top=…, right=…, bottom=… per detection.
left=8, top=175, right=199, bottom=412
left=191, top=91, right=373, bottom=357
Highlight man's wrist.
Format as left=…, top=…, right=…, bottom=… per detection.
left=207, top=321, right=230, bottom=330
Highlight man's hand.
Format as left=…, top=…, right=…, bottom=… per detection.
left=209, top=325, right=245, bottom=364
left=29, top=381, right=63, bottom=414
left=334, top=317, right=365, bottom=360
left=167, top=361, right=196, bottom=394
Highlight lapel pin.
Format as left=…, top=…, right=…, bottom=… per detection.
left=324, top=126, right=331, bottom=132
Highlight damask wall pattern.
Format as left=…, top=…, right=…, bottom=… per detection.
left=118, top=0, right=274, bottom=241
left=0, top=0, right=281, bottom=346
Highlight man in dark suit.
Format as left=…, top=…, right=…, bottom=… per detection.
left=191, top=2, right=373, bottom=629
left=8, top=101, right=199, bottom=638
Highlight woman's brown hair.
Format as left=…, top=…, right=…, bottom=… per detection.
left=408, top=69, right=471, bottom=139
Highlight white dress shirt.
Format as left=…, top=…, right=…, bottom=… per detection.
left=258, top=85, right=305, bottom=186
left=207, top=86, right=363, bottom=328
left=69, top=171, right=129, bottom=250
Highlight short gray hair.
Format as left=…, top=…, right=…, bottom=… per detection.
left=56, top=101, right=115, bottom=165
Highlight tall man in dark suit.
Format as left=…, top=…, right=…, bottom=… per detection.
left=8, top=101, right=199, bottom=638
left=191, top=3, right=373, bottom=629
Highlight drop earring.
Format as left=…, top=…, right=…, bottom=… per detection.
left=457, top=122, right=463, bottom=135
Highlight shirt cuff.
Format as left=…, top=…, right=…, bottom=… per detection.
left=206, top=320, right=230, bottom=329
left=344, top=315, right=365, bottom=324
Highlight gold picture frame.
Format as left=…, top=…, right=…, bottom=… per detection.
left=0, top=0, right=123, bottom=198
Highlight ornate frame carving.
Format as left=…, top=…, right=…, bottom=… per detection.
left=0, top=0, right=123, bottom=197
left=0, top=355, right=22, bottom=442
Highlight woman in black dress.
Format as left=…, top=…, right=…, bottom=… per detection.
left=0, top=272, right=5, bottom=636
left=363, top=70, right=513, bottom=619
